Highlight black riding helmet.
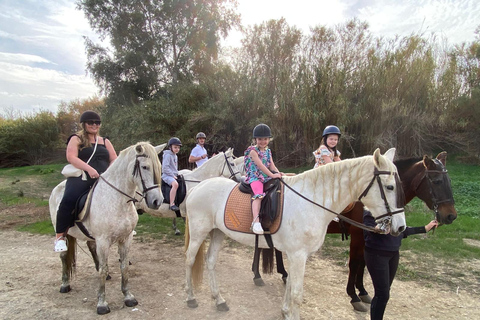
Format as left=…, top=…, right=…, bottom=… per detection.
left=322, top=125, right=341, bottom=138
left=253, top=123, right=272, bottom=138
left=80, top=110, right=101, bottom=123
left=168, top=137, right=182, bottom=147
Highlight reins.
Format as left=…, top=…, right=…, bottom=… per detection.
left=183, top=152, right=240, bottom=183
left=279, top=167, right=405, bottom=233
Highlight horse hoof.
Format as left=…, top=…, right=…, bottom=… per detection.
left=106, top=274, right=111, bottom=281
left=125, top=298, right=138, bottom=307
left=359, top=294, right=372, bottom=304
left=282, top=276, right=288, bottom=285
left=351, top=301, right=368, bottom=312
left=253, top=278, right=265, bottom=286
left=97, top=306, right=111, bottom=315
left=216, top=302, right=229, bottom=311
left=175, top=230, right=181, bottom=236
left=187, top=299, right=198, bottom=308
left=59, top=285, right=71, bottom=293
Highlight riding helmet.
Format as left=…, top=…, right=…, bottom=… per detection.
left=322, top=125, right=341, bottom=138
left=253, top=123, right=272, bottom=138
left=196, top=132, right=206, bottom=139
left=168, top=137, right=182, bottom=147
left=80, top=110, right=101, bottom=123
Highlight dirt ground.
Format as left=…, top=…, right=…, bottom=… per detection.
left=0, top=206, right=479, bottom=320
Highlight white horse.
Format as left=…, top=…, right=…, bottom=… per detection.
left=184, top=148, right=406, bottom=320
left=49, top=142, right=164, bottom=315
left=137, top=148, right=242, bottom=221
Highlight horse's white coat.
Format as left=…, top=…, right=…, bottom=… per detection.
left=184, top=148, right=406, bottom=320
left=49, top=142, right=164, bottom=313
left=137, top=148, right=242, bottom=217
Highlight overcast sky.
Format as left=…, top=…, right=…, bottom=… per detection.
left=1, top=0, right=479, bottom=116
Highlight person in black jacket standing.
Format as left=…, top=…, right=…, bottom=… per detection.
left=363, top=211, right=438, bottom=320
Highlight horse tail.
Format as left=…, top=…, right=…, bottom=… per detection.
left=65, top=235, right=77, bottom=278
left=184, top=217, right=205, bottom=288
left=262, top=248, right=275, bottom=274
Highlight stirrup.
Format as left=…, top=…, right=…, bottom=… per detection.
left=54, top=237, right=67, bottom=252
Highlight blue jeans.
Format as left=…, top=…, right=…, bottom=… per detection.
left=364, top=247, right=399, bottom=320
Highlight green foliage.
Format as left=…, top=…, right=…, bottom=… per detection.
left=0, top=111, right=61, bottom=167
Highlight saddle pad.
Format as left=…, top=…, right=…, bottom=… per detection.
left=77, top=187, right=95, bottom=222
left=224, top=183, right=284, bottom=234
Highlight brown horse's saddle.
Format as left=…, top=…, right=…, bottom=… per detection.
left=224, top=179, right=284, bottom=234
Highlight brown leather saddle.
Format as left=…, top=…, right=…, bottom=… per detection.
left=224, top=178, right=284, bottom=234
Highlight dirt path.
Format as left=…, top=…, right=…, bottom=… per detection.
left=0, top=230, right=479, bottom=320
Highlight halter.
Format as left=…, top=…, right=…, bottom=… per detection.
left=280, top=166, right=404, bottom=233
left=101, top=154, right=159, bottom=204
left=358, top=167, right=405, bottom=222
left=414, top=158, right=454, bottom=216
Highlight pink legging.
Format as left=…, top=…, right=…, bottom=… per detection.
left=250, top=180, right=264, bottom=197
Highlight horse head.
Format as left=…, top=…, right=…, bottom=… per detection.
left=417, top=152, right=457, bottom=225
left=360, top=148, right=406, bottom=236
left=131, top=142, right=164, bottom=210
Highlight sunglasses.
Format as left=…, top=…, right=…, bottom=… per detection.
left=86, top=120, right=101, bottom=126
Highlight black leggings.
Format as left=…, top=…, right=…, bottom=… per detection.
left=56, top=176, right=96, bottom=234
left=364, top=247, right=399, bottom=320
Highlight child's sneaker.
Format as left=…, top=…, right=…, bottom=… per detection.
left=54, top=237, right=67, bottom=252
left=251, top=222, right=264, bottom=235
left=170, top=204, right=180, bottom=211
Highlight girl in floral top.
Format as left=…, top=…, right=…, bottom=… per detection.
left=313, top=125, right=342, bottom=168
left=244, top=124, right=284, bottom=234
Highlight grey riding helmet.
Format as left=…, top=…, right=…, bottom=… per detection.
left=322, top=125, right=341, bottom=138
left=253, top=123, right=272, bottom=138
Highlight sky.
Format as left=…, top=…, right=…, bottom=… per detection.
left=1, top=0, right=479, bottom=116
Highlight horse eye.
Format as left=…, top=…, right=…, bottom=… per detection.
left=433, top=180, right=442, bottom=185
left=142, top=166, right=148, bottom=170
left=386, top=185, right=394, bottom=191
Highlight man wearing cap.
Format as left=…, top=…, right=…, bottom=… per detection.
left=189, top=132, right=209, bottom=167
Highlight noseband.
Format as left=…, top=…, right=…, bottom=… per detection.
left=358, top=168, right=405, bottom=221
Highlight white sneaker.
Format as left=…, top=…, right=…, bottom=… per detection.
left=132, top=230, right=137, bottom=236
left=54, top=238, right=67, bottom=252
left=251, top=222, right=264, bottom=235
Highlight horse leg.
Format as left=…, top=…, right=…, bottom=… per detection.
left=185, top=227, right=209, bottom=308
left=357, top=259, right=372, bottom=304
left=206, top=229, right=229, bottom=311
left=275, top=249, right=288, bottom=284
left=87, top=240, right=112, bottom=280
left=281, top=252, right=307, bottom=320
left=118, top=236, right=138, bottom=308
left=350, top=228, right=372, bottom=306
left=173, top=210, right=182, bottom=235
left=252, top=239, right=264, bottom=286
left=59, top=235, right=76, bottom=293
left=95, top=241, right=111, bottom=315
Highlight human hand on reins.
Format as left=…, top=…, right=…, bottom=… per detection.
left=87, top=167, right=100, bottom=179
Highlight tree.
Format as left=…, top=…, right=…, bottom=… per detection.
left=79, top=0, right=240, bottom=104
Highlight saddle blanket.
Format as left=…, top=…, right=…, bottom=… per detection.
left=224, top=183, right=284, bottom=234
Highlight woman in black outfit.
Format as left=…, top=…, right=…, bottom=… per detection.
left=54, top=110, right=117, bottom=252
left=363, top=210, right=438, bottom=320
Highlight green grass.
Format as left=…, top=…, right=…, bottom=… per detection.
left=17, top=220, right=55, bottom=235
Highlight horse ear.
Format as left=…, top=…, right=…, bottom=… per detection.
left=436, top=151, right=447, bottom=166
left=373, top=148, right=382, bottom=167
left=384, top=148, right=396, bottom=162
left=155, top=143, right=167, bottom=154
left=135, top=144, right=144, bottom=154
left=423, top=155, right=436, bottom=169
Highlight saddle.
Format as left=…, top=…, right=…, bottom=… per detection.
left=224, top=178, right=284, bottom=234
left=161, top=175, right=187, bottom=206
left=71, top=181, right=98, bottom=240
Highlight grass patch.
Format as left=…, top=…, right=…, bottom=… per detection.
left=17, top=220, right=55, bottom=235
left=134, top=214, right=185, bottom=245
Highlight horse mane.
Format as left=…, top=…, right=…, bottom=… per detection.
left=394, top=157, right=422, bottom=173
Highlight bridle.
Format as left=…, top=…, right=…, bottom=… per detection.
left=221, top=152, right=241, bottom=182
left=100, top=154, right=159, bottom=204
left=280, top=166, right=404, bottom=233
left=358, top=168, right=405, bottom=222
left=184, top=152, right=241, bottom=183
left=413, top=158, right=454, bottom=216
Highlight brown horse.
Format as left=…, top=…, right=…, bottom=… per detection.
left=253, top=151, right=457, bottom=312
